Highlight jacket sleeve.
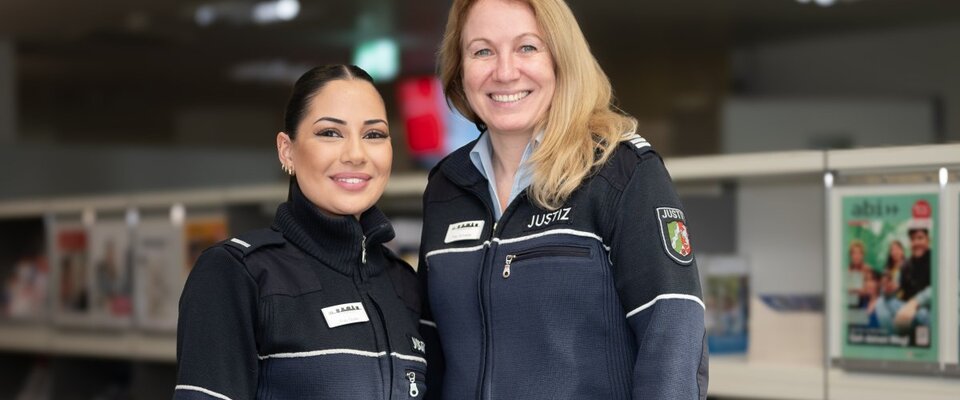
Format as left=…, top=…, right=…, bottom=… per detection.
left=607, top=152, right=709, bottom=400
left=175, top=246, right=260, bottom=400
left=418, top=195, right=445, bottom=400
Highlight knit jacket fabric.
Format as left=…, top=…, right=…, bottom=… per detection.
left=418, top=134, right=708, bottom=400
left=175, top=181, right=425, bottom=400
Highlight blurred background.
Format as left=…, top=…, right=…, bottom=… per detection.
left=0, top=0, right=959, bottom=399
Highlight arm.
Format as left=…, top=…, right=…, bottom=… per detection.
left=418, top=204, right=445, bottom=400
left=175, top=247, right=260, bottom=400
left=607, top=152, right=708, bottom=400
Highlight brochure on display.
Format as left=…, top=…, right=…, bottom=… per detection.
left=835, top=187, right=939, bottom=363
left=133, top=218, right=185, bottom=331
left=0, top=218, right=48, bottom=322
left=86, top=220, right=134, bottom=327
left=700, top=255, right=749, bottom=355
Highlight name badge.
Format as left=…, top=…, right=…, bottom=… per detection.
left=322, top=302, right=369, bottom=328
left=444, top=220, right=485, bottom=243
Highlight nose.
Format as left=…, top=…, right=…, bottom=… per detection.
left=340, top=134, right=366, bottom=165
left=494, top=52, right=519, bottom=82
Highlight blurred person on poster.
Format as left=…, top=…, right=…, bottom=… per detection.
left=884, top=239, right=905, bottom=286
left=175, top=65, right=425, bottom=400
left=846, top=240, right=876, bottom=308
left=417, top=0, right=707, bottom=399
left=893, top=222, right=932, bottom=334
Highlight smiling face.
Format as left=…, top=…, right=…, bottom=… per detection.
left=909, top=229, right=929, bottom=258
left=277, top=79, right=392, bottom=218
left=460, top=0, right=556, bottom=138
left=888, top=241, right=904, bottom=263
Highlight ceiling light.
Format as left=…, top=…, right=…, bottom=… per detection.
left=253, top=0, right=300, bottom=25
left=195, top=5, right=216, bottom=26
left=354, top=38, right=399, bottom=82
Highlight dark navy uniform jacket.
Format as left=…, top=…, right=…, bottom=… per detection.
left=419, top=134, right=708, bottom=400
left=175, top=182, right=425, bottom=400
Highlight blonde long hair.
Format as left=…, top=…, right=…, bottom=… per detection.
left=439, top=0, right=637, bottom=210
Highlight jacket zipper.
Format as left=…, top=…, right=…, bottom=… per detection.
left=478, top=193, right=528, bottom=400
left=502, top=245, right=591, bottom=278
left=358, top=233, right=394, bottom=400
left=406, top=371, right=420, bottom=397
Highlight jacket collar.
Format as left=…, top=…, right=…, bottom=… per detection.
left=273, top=179, right=395, bottom=277
left=436, top=138, right=486, bottom=188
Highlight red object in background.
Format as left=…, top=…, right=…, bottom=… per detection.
left=397, top=77, right=446, bottom=158
left=912, top=199, right=931, bottom=219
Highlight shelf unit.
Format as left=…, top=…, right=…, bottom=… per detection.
left=1, top=145, right=959, bottom=399
left=0, top=174, right=431, bottom=363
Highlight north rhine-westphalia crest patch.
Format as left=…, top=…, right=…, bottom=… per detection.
left=656, top=207, right=694, bottom=265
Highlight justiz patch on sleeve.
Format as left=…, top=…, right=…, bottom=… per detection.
left=656, top=207, right=694, bottom=265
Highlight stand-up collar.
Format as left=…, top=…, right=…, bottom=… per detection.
left=437, top=138, right=486, bottom=188
left=273, top=180, right=395, bottom=277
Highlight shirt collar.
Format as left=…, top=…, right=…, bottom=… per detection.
left=468, top=131, right=542, bottom=217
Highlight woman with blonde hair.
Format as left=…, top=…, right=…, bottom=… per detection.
left=418, top=0, right=708, bottom=398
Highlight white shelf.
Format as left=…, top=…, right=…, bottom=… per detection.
left=665, top=150, right=824, bottom=181
left=0, top=324, right=176, bottom=362
left=827, top=143, right=960, bottom=171
left=709, top=357, right=825, bottom=400
left=827, top=368, right=960, bottom=400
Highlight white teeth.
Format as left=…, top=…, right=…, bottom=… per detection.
left=491, top=91, right=530, bottom=103
left=337, top=178, right=364, bottom=184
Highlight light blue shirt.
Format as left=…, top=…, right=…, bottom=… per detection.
left=469, top=132, right=540, bottom=219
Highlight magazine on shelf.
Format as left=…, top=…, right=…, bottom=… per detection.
left=700, top=255, right=749, bottom=355
left=833, top=186, right=940, bottom=364
left=86, top=220, right=134, bottom=327
left=0, top=217, right=49, bottom=322
left=183, top=216, right=228, bottom=275
left=134, top=217, right=185, bottom=331
left=52, top=221, right=91, bottom=325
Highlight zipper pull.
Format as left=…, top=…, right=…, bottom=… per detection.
left=502, top=254, right=516, bottom=278
left=361, top=235, right=367, bottom=264
left=407, top=371, right=419, bottom=397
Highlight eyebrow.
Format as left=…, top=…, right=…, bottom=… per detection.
left=314, top=117, right=388, bottom=126
left=465, top=33, right=543, bottom=47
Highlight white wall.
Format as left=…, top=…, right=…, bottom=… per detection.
left=0, top=144, right=282, bottom=200
left=733, top=23, right=960, bottom=143
left=0, top=38, right=15, bottom=144
left=723, top=97, right=935, bottom=153
left=737, top=179, right=825, bottom=295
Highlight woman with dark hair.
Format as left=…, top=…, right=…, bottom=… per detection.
left=419, top=0, right=707, bottom=399
left=175, top=65, right=425, bottom=400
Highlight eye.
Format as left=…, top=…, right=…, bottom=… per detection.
left=315, top=129, right=342, bottom=138
left=364, top=130, right=390, bottom=140
left=473, top=48, right=493, bottom=57
left=519, top=44, right=537, bottom=53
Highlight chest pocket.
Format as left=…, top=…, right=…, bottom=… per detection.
left=500, top=244, right=592, bottom=279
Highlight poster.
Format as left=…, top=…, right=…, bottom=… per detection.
left=53, top=224, right=91, bottom=323
left=0, top=217, right=49, bottom=321
left=134, top=218, right=185, bottom=331
left=839, top=189, right=938, bottom=362
left=701, top=255, right=749, bottom=354
left=87, top=220, right=133, bottom=326
left=184, top=216, right=228, bottom=275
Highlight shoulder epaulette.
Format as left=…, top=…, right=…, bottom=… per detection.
left=223, top=228, right=285, bottom=257
left=619, top=132, right=655, bottom=156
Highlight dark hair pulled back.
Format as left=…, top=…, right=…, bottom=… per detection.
left=283, top=64, right=375, bottom=139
